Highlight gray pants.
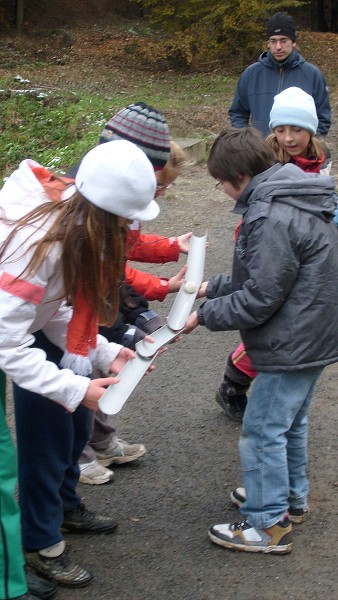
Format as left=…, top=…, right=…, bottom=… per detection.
left=79, top=409, right=117, bottom=464
left=79, top=311, right=166, bottom=465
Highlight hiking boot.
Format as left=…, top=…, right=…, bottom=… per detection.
left=62, top=503, right=118, bottom=534
left=25, top=548, right=93, bottom=588
left=25, top=566, right=57, bottom=599
left=79, top=459, right=114, bottom=485
left=96, top=438, right=146, bottom=466
left=208, top=517, right=293, bottom=554
left=215, top=388, right=247, bottom=423
left=230, top=487, right=308, bottom=523
left=216, top=354, right=253, bottom=422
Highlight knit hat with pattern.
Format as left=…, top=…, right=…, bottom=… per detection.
left=99, top=102, right=171, bottom=170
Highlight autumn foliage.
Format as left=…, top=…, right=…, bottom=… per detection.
left=136, top=0, right=306, bottom=66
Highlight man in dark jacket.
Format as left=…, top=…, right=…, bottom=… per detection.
left=229, top=12, right=331, bottom=137
left=184, top=127, right=338, bottom=554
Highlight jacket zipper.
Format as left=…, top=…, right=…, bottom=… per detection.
left=278, top=67, right=284, bottom=92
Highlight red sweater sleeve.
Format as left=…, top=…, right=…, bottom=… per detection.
left=125, top=262, right=169, bottom=301
left=127, top=230, right=180, bottom=263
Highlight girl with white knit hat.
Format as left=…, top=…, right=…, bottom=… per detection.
left=267, top=86, right=331, bottom=174
left=0, top=140, right=158, bottom=595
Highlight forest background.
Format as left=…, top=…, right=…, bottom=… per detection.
left=0, top=0, right=337, bottom=184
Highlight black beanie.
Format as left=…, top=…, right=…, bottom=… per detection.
left=267, top=12, right=297, bottom=41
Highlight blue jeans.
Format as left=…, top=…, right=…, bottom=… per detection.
left=239, top=368, right=324, bottom=529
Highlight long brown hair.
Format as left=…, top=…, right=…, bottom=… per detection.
left=0, top=191, right=126, bottom=326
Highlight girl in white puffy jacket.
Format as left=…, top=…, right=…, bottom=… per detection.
left=0, top=140, right=158, bottom=594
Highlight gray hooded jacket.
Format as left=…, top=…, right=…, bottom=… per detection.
left=201, top=163, right=338, bottom=371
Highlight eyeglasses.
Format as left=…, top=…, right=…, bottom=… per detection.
left=268, top=37, right=291, bottom=46
left=215, top=181, right=223, bottom=189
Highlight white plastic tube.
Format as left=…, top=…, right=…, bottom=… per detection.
left=99, top=232, right=207, bottom=415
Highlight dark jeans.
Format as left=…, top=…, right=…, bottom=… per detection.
left=13, top=331, right=91, bottom=551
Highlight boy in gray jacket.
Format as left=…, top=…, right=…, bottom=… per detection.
left=184, top=127, right=338, bottom=554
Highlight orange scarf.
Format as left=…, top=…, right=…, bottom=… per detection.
left=31, top=164, right=98, bottom=376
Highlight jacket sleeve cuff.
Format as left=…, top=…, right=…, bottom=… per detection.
left=197, top=304, right=206, bottom=326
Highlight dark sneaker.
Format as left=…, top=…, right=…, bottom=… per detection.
left=62, top=503, right=118, bottom=534
left=215, top=370, right=249, bottom=423
left=230, top=487, right=308, bottom=524
left=25, top=548, right=93, bottom=588
left=209, top=517, right=292, bottom=554
left=25, top=567, right=57, bottom=599
left=215, top=389, right=247, bottom=423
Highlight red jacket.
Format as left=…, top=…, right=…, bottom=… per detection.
left=126, top=223, right=180, bottom=301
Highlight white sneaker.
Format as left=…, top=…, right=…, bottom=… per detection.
left=96, top=438, right=146, bottom=466
left=79, top=460, right=114, bottom=485
left=209, top=517, right=293, bottom=554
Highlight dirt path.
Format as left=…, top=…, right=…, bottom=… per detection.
left=52, top=163, right=338, bottom=600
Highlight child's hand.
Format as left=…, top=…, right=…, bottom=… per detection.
left=183, top=310, right=199, bottom=334
left=82, top=377, right=121, bottom=411
left=197, top=281, right=208, bottom=298
left=177, top=232, right=192, bottom=254
left=168, top=265, right=188, bottom=292
left=140, top=335, right=157, bottom=374
left=110, top=347, right=135, bottom=374
left=177, top=232, right=208, bottom=255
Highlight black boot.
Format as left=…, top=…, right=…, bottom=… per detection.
left=215, top=354, right=253, bottom=423
left=25, top=567, right=57, bottom=599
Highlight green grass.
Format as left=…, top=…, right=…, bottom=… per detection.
left=0, top=92, right=116, bottom=181
left=0, top=73, right=236, bottom=184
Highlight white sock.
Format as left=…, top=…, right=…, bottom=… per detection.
left=39, top=540, right=65, bottom=558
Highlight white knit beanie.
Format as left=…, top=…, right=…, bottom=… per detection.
left=269, top=87, right=318, bottom=135
left=75, top=140, right=159, bottom=221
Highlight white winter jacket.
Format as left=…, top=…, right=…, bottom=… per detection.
left=0, top=159, right=123, bottom=412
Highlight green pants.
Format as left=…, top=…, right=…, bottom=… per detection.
left=0, top=371, right=27, bottom=599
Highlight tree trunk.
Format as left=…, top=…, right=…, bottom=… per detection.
left=16, top=0, right=24, bottom=31
left=317, top=0, right=329, bottom=30
left=331, top=0, right=338, bottom=31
